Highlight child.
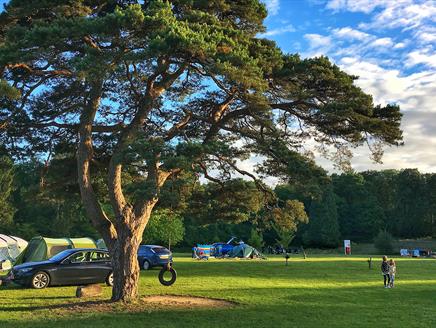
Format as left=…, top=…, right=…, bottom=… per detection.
left=381, top=256, right=390, bottom=288
left=389, top=259, right=396, bottom=288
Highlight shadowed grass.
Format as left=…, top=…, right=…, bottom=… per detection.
left=0, top=255, right=435, bottom=327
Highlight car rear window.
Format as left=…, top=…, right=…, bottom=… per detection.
left=89, top=251, right=110, bottom=262
left=152, top=247, right=169, bottom=254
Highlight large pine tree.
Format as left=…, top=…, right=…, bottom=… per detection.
left=0, top=0, right=402, bottom=301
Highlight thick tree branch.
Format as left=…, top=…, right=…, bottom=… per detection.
left=6, top=63, right=73, bottom=77
left=165, top=111, right=192, bottom=141
left=77, top=78, right=117, bottom=247
left=196, top=161, right=224, bottom=185
left=108, top=62, right=188, bottom=220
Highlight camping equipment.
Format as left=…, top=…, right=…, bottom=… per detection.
left=228, top=243, right=264, bottom=259
left=14, top=236, right=97, bottom=265
left=0, top=235, right=28, bottom=270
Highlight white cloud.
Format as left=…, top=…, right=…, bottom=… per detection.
left=326, top=0, right=387, bottom=14
left=393, top=42, right=407, bottom=49
left=337, top=57, right=436, bottom=106
left=357, top=1, right=436, bottom=31
left=414, top=26, right=436, bottom=44
left=308, top=57, right=436, bottom=173
left=304, top=33, right=332, bottom=56
left=263, top=0, right=280, bottom=16
left=371, top=37, right=394, bottom=47
left=258, top=24, right=296, bottom=37
left=406, top=48, right=436, bottom=68
left=332, top=27, right=371, bottom=40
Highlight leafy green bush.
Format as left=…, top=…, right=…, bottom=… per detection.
left=143, top=209, right=185, bottom=248
left=374, top=230, right=394, bottom=254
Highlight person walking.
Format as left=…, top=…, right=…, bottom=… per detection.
left=381, top=256, right=390, bottom=288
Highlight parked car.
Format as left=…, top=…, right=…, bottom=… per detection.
left=9, top=248, right=113, bottom=289
left=138, top=245, right=172, bottom=270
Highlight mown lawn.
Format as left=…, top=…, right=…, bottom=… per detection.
left=0, top=254, right=435, bottom=328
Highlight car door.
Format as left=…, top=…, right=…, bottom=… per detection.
left=87, top=251, right=112, bottom=283
left=56, top=251, right=91, bottom=285
left=137, top=246, right=148, bottom=265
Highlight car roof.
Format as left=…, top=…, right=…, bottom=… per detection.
left=65, top=248, right=108, bottom=253
left=140, top=245, right=165, bottom=248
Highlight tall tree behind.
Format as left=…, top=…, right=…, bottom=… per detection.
left=303, top=184, right=340, bottom=248
left=11, top=160, right=98, bottom=239
left=0, top=154, right=14, bottom=226
left=332, top=172, right=384, bottom=241
left=425, top=173, right=436, bottom=238
left=361, top=170, right=398, bottom=233
left=394, top=169, right=429, bottom=237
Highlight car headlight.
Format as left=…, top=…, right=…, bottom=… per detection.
left=17, top=268, right=33, bottom=274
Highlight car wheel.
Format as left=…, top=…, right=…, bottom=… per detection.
left=106, top=272, right=114, bottom=286
left=158, top=267, right=177, bottom=286
left=31, top=271, right=50, bottom=289
left=142, top=260, right=150, bottom=270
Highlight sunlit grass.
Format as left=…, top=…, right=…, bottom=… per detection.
left=0, top=254, right=435, bottom=328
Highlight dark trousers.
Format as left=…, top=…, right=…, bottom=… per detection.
left=383, top=274, right=390, bottom=286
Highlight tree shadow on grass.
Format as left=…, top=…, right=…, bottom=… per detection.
left=19, top=295, right=76, bottom=300
left=0, top=299, right=112, bottom=312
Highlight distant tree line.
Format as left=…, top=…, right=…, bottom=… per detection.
left=1, top=153, right=435, bottom=248
left=277, top=169, right=436, bottom=247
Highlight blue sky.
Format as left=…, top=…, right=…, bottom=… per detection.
left=259, top=0, right=436, bottom=173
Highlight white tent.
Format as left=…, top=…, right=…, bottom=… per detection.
left=0, top=234, right=28, bottom=270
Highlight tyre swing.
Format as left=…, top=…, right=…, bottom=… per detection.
left=158, top=264, right=177, bottom=286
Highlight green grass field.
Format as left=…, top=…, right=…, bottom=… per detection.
left=1, top=255, right=435, bottom=328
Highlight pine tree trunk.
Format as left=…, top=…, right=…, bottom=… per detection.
left=110, top=232, right=141, bottom=302
left=109, top=208, right=154, bottom=302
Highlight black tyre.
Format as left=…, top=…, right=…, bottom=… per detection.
left=106, top=272, right=114, bottom=286
left=142, top=260, right=151, bottom=270
left=31, top=271, right=50, bottom=289
left=158, top=267, right=177, bottom=286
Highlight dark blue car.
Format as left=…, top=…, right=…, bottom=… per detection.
left=137, top=245, right=172, bottom=270
left=10, top=248, right=113, bottom=289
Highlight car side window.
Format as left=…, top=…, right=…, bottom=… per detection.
left=68, top=251, right=88, bottom=263
left=89, top=251, right=110, bottom=262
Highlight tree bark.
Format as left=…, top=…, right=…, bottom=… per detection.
left=110, top=219, right=142, bottom=302
left=110, top=201, right=156, bottom=302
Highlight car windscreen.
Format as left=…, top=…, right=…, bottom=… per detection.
left=48, top=250, right=73, bottom=262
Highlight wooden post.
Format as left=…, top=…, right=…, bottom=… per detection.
left=301, top=246, right=307, bottom=259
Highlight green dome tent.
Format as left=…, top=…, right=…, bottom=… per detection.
left=14, top=236, right=97, bottom=265
left=228, top=243, right=264, bottom=259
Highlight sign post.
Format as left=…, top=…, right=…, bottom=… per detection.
left=344, top=240, right=351, bottom=255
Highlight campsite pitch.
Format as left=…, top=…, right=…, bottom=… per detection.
left=0, top=255, right=435, bottom=328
